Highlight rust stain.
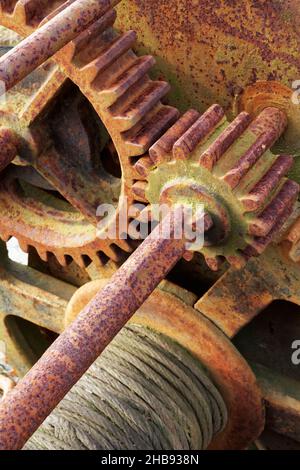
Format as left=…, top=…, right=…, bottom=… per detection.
left=116, top=0, right=300, bottom=131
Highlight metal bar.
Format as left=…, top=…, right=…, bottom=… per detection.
left=0, top=209, right=187, bottom=450
left=0, top=0, right=121, bottom=93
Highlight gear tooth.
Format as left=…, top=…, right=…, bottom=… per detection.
left=93, top=251, right=108, bottom=266
left=35, top=247, right=48, bottom=262
left=54, top=253, right=69, bottom=267
left=246, top=197, right=297, bottom=255
left=0, top=3, right=176, bottom=267
left=223, top=134, right=275, bottom=189
left=173, top=104, right=225, bottom=160
left=285, top=217, right=300, bottom=245
left=103, top=243, right=126, bottom=263
left=133, top=156, right=155, bottom=178
left=248, top=179, right=299, bottom=237
left=71, top=9, right=117, bottom=55
left=13, top=0, right=68, bottom=27
left=109, top=81, right=171, bottom=131
left=1, top=5, right=297, bottom=273
left=80, top=31, right=137, bottom=87
left=100, top=238, right=129, bottom=263
left=199, top=112, right=251, bottom=170
left=132, top=180, right=148, bottom=202
left=8, top=0, right=32, bottom=23
left=73, top=255, right=86, bottom=269
left=114, top=239, right=132, bottom=253
left=240, top=155, right=294, bottom=212
left=60, top=9, right=116, bottom=62
left=247, top=107, right=287, bottom=139
left=123, top=106, right=179, bottom=156
left=17, top=239, right=29, bottom=253
left=89, top=251, right=110, bottom=268
left=0, top=172, right=127, bottom=268
left=94, top=55, right=155, bottom=108
left=223, top=108, right=288, bottom=189
left=149, top=109, right=200, bottom=164
left=0, top=229, right=11, bottom=242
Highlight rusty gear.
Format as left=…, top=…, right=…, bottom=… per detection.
left=0, top=11, right=298, bottom=267
left=0, top=0, right=299, bottom=452
left=0, top=1, right=178, bottom=267
left=0, top=2, right=299, bottom=271
left=141, top=105, right=299, bottom=268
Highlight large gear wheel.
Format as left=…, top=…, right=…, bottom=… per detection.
left=0, top=1, right=178, bottom=267
left=0, top=2, right=298, bottom=271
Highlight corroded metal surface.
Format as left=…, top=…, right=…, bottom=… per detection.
left=144, top=105, right=298, bottom=268
left=0, top=0, right=121, bottom=92
left=0, top=210, right=186, bottom=450
left=115, top=0, right=300, bottom=160
left=0, top=243, right=75, bottom=375
left=4, top=244, right=300, bottom=448
left=0, top=256, right=265, bottom=450
left=237, top=81, right=300, bottom=158
left=184, top=210, right=300, bottom=447
left=0, top=2, right=179, bottom=267
left=130, top=291, right=264, bottom=450
left=0, top=79, right=128, bottom=265
left=233, top=298, right=300, bottom=445
left=195, top=239, right=300, bottom=337
left=66, top=278, right=264, bottom=450
left=0, top=128, right=17, bottom=171
left=0, top=2, right=298, bottom=272
left=2, top=240, right=300, bottom=448
left=116, top=1, right=300, bottom=146
left=0, top=0, right=299, bottom=451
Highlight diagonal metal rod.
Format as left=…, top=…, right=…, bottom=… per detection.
left=0, top=0, right=121, bottom=94
left=0, top=209, right=188, bottom=450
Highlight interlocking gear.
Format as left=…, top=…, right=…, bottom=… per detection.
left=0, top=1, right=298, bottom=271
left=0, top=1, right=178, bottom=267
left=141, top=106, right=299, bottom=268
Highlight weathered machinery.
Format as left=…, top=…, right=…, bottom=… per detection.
left=0, top=0, right=300, bottom=450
